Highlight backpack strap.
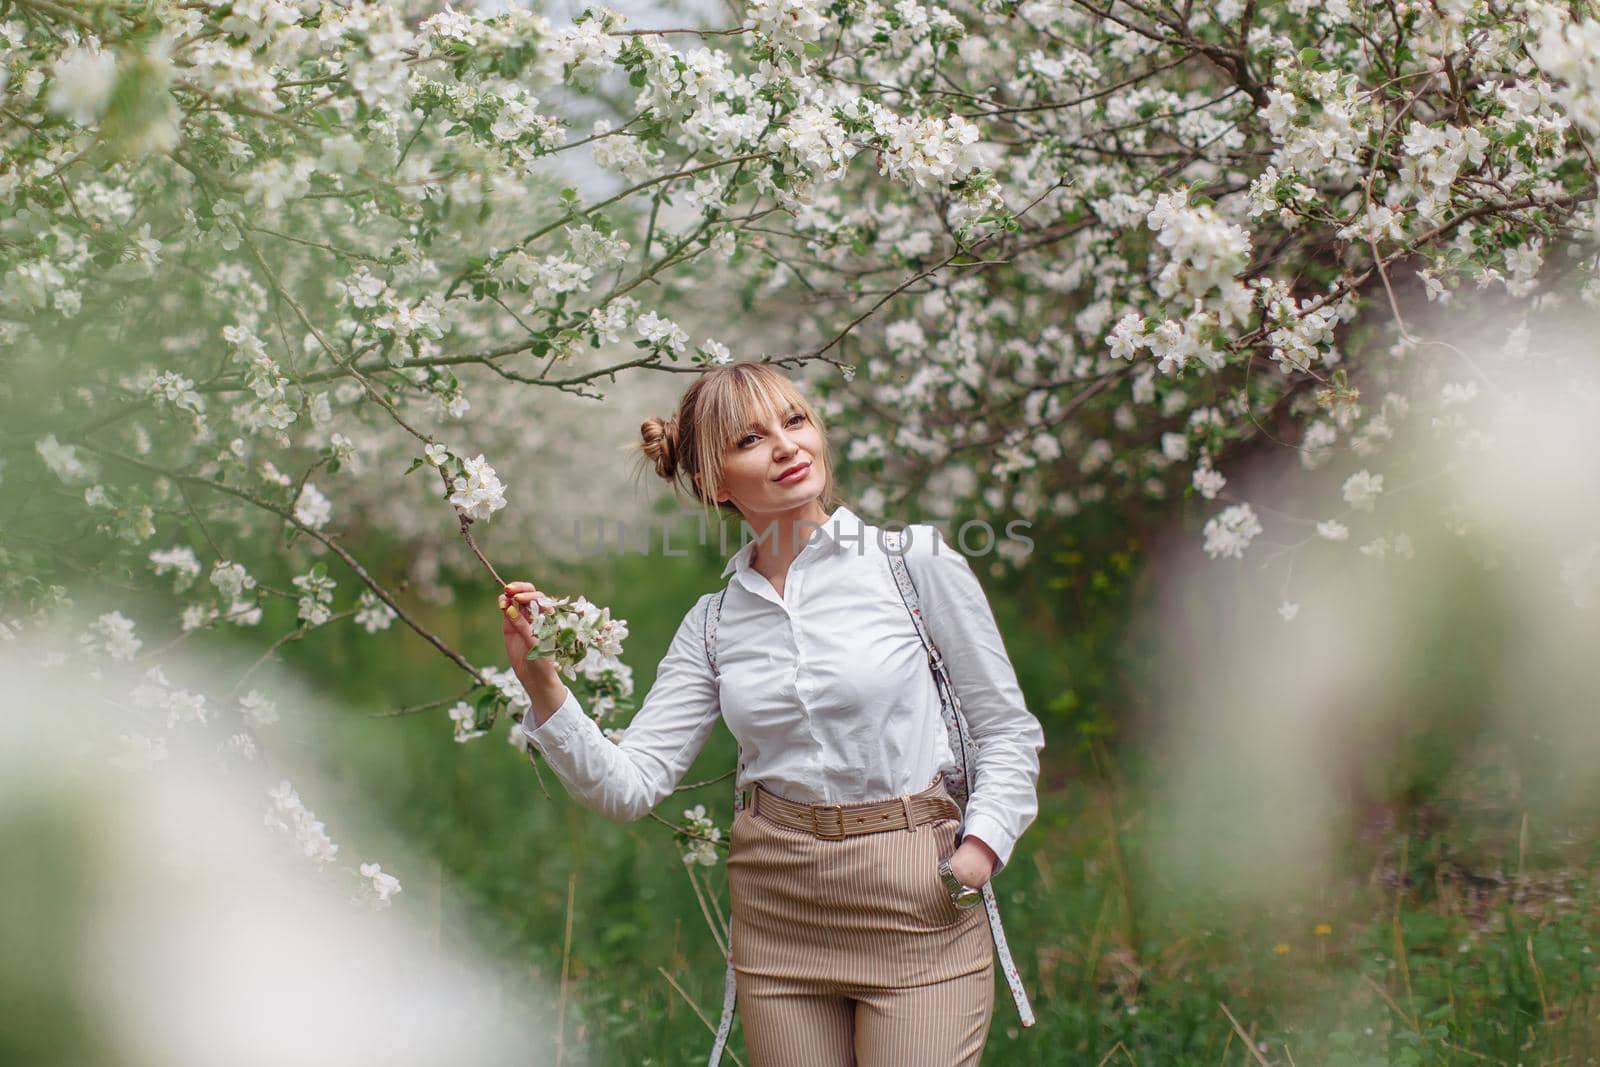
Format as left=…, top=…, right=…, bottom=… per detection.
left=882, top=528, right=970, bottom=808
left=702, top=586, right=740, bottom=1067
left=701, top=588, right=741, bottom=810
left=882, top=527, right=1036, bottom=1029
left=702, top=587, right=726, bottom=675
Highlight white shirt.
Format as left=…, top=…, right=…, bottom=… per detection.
left=519, top=503, right=1045, bottom=872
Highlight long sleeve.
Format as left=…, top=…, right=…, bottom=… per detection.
left=519, top=593, right=722, bottom=822
left=906, top=524, right=1045, bottom=874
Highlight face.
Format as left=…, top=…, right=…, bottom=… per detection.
left=712, top=401, right=826, bottom=515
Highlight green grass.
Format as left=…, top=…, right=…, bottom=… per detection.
left=304, top=701, right=1600, bottom=1064
left=278, top=545, right=1600, bottom=1065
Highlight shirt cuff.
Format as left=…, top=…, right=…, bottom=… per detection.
left=957, top=811, right=1017, bottom=875
left=518, top=686, right=582, bottom=750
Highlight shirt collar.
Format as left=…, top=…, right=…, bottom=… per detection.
left=719, top=503, right=863, bottom=579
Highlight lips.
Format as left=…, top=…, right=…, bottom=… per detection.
left=776, top=461, right=810, bottom=483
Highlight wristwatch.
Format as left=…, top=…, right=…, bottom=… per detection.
left=938, top=859, right=983, bottom=909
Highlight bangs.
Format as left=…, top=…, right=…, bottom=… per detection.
left=703, top=369, right=810, bottom=449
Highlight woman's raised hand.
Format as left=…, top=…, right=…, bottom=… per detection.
left=499, top=581, right=558, bottom=689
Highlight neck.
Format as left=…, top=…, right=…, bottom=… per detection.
left=743, top=500, right=832, bottom=574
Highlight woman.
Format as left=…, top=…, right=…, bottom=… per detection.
left=498, top=360, right=1044, bottom=1066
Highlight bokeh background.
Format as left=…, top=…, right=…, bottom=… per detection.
left=5, top=0, right=1600, bottom=1064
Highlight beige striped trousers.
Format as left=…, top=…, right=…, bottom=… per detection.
left=725, top=775, right=995, bottom=1065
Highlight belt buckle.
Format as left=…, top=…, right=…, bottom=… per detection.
left=810, top=803, right=846, bottom=839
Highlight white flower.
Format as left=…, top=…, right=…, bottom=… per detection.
left=1202, top=503, right=1263, bottom=560
left=259, top=460, right=293, bottom=487
left=877, top=112, right=985, bottom=190
left=749, top=0, right=828, bottom=49
left=359, top=862, right=403, bottom=906
left=224, top=597, right=263, bottom=627
left=180, top=604, right=218, bottom=631
left=1278, top=600, right=1300, bottom=622
left=308, top=392, right=334, bottom=426
left=47, top=43, right=119, bottom=125
left=328, top=431, right=355, bottom=461
left=292, top=570, right=337, bottom=627
left=698, top=338, right=732, bottom=365
left=448, top=700, right=487, bottom=743
left=1192, top=463, right=1226, bottom=500
left=354, top=589, right=397, bottom=633
left=1342, top=469, right=1384, bottom=512
left=339, top=265, right=390, bottom=310
left=264, top=779, right=339, bottom=864
left=85, top=611, right=142, bottom=661
left=150, top=370, right=204, bottom=414
left=1107, top=311, right=1148, bottom=361
left=425, top=442, right=449, bottom=466
left=1316, top=519, right=1350, bottom=541
left=1300, top=420, right=1338, bottom=470
left=294, top=482, right=333, bottom=530
left=636, top=311, right=689, bottom=354
left=223, top=732, right=257, bottom=761
left=679, top=803, right=723, bottom=867
left=130, top=666, right=211, bottom=728
left=210, top=560, right=257, bottom=600
left=448, top=453, right=508, bottom=522
left=149, top=545, right=203, bottom=592
left=36, top=433, right=94, bottom=484
left=239, top=689, right=279, bottom=726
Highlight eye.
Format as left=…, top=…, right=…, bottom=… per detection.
left=736, top=412, right=804, bottom=448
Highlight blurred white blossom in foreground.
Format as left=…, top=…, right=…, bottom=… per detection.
left=0, top=624, right=551, bottom=1067
left=1141, top=301, right=1600, bottom=908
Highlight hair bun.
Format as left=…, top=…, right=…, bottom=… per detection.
left=640, top=415, right=680, bottom=480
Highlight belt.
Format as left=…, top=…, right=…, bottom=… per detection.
left=749, top=775, right=959, bottom=839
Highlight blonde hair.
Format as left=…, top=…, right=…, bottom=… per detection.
left=632, top=360, right=844, bottom=524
